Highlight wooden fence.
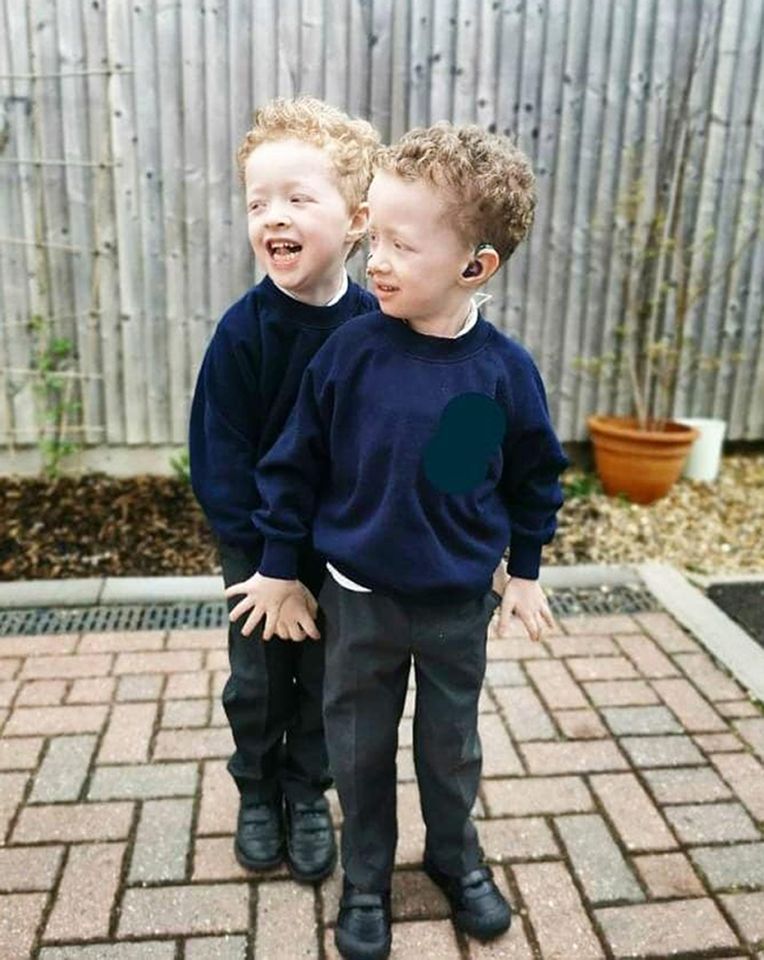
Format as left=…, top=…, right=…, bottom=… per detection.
left=0, top=0, right=762, bottom=466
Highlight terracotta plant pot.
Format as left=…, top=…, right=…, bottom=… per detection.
left=587, top=415, right=699, bottom=505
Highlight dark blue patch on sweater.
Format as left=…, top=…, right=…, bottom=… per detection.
left=423, top=393, right=507, bottom=494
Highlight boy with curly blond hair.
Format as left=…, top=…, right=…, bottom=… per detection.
left=189, top=96, right=380, bottom=883
left=227, top=123, right=569, bottom=959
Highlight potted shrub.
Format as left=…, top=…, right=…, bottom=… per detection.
left=581, top=19, right=753, bottom=504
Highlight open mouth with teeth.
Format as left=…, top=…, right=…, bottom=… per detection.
left=374, top=280, right=398, bottom=294
left=266, top=239, right=303, bottom=263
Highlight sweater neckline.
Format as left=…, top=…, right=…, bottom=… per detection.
left=380, top=310, right=492, bottom=361
left=259, top=274, right=361, bottom=330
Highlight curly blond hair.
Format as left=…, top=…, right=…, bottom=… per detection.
left=236, top=96, right=380, bottom=214
left=375, top=123, right=536, bottom=262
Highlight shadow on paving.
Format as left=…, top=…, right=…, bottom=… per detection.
left=707, top=581, right=764, bottom=647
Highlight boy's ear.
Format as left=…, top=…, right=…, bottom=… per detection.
left=346, top=201, right=370, bottom=244
left=457, top=245, right=501, bottom=288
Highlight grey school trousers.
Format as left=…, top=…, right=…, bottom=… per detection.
left=319, top=575, right=501, bottom=891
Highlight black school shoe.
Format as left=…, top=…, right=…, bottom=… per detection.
left=423, top=857, right=512, bottom=940
left=335, top=876, right=392, bottom=960
left=285, top=796, right=337, bottom=883
left=234, top=796, right=284, bottom=871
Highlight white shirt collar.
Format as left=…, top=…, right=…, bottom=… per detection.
left=273, top=271, right=349, bottom=307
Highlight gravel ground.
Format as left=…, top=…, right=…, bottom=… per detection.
left=1, top=454, right=762, bottom=580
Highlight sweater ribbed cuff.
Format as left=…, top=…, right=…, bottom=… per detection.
left=259, top=540, right=300, bottom=581
left=507, top=535, right=542, bottom=580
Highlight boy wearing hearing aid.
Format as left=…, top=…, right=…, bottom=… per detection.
left=226, top=123, right=569, bottom=960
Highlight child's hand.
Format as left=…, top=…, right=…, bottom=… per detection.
left=492, top=558, right=510, bottom=597
left=496, top=576, right=556, bottom=643
left=275, top=586, right=321, bottom=642
left=224, top=572, right=302, bottom=640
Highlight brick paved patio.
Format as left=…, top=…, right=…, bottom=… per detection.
left=1, top=610, right=764, bottom=959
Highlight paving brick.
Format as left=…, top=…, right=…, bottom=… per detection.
left=98, top=702, right=157, bottom=763
left=167, top=628, right=225, bottom=650
left=619, top=734, right=705, bottom=767
left=154, top=727, right=233, bottom=760
left=664, top=802, right=760, bottom=844
left=43, top=842, right=124, bottom=941
left=78, top=630, right=165, bottom=653
left=3, top=704, right=107, bottom=736
left=0, top=679, right=18, bottom=706
left=600, top=705, right=682, bottom=736
left=257, top=881, right=318, bottom=958
left=164, top=671, right=211, bottom=699
left=116, top=673, right=164, bottom=701
left=634, top=612, right=697, bottom=652
left=324, top=921, right=461, bottom=960
left=633, top=852, right=706, bottom=898
left=39, top=945, right=175, bottom=960
left=117, top=884, right=249, bottom=937
left=693, top=732, right=744, bottom=753
left=652, top=678, right=727, bottom=732
left=555, top=813, right=644, bottom=904
left=129, top=797, right=193, bottom=882
left=483, top=776, right=593, bottom=816
left=0, top=772, right=28, bottom=841
left=719, top=891, right=764, bottom=945
left=513, top=861, right=604, bottom=959
left=479, top=816, right=558, bottom=862
left=390, top=869, right=450, bottom=920
left=595, top=898, right=738, bottom=956
left=566, top=656, right=639, bottom=682
left=205, top=650, right=228, bottom=671
left=396, top=782, right=426, bottom=865
left=718, top=699, right=761, bottom=718
left=479, top=713, right=523, bottom=776
left=492, top=686, right=556, bottom=741
left=525, top=659, right=587, bottom=709
left=15, top=679, right=67, bottom=706
left=114, top=649, right=203, bottom=675
left=589, top=773, right=677, bottom=851
left=614, top=634, right=680, bottom=678
left=561, top=613, right=640, bottom=635
left=641, top=765, right=732, bottom=804
left=485, top=660, right=526, bottom=686
left=583, top=679, right=658, bottom=706
left=21, top=653, right=112, bottom=680
left=545, top=634, right=619, bottom=657
left=554, top=709, right=608, bottom=739
left=30, top=734, right=97, bottom=803
left=0, top=846, right=63, bottom=892
left=734, top=717, right=764, bottom=761
left=690, top=842, right=764, bottom=890
left=209, top=698, right=227, bottom=726
left=197, top=760, right=238, bottom=835
left=711, top=751, right=764, bottom=821
left=161, top=698, right=210, bottom=728
left=0, top=736, right=43, bottom=770
left=468, top=913, right=535, bottom=958
left=487, top=637, right=550, bottom=660
left=396, top=745, right=415, bottom=781
left=0, top=634, right=78, bottom=656
left=67, top=676, right=116, bottom=703
left=520, top=740, right=627, bottom=775
left=193, top=836, right=259, bottom=880
left=673, top=651, right=745, bottom=701
left=0, top=660, right=22, bottom=682
left=185, top=936, right=247, bottom=960
left=89, top=762, right=197, bottom=800
left=211, top=671, right=227, bottom=697
left=13, top=802, right=133, bottom=843
left=0, top=892, right=47, bottom=960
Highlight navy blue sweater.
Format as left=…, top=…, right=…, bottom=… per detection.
left=254, top=311, right=569, bottom=602
left=189, top=275, right=377, bottom=581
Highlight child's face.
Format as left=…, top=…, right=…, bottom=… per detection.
left=366, top=171, right=474, bottom=324
left=244, top=138, right=363, bottom=303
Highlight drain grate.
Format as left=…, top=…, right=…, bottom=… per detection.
left=0, top=584, right=658, bottom=636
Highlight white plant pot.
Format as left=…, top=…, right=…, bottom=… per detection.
left=676, top=417, right=727, bottom=482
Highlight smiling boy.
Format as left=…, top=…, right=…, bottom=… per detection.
left=226, top=123, right=569, bottom=959
left=189, top=97, right=379, bottom=883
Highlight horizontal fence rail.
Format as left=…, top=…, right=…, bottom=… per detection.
left=0, top=0, right=762, bottom=463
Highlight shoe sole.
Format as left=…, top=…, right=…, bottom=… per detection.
left=286, top=848, right=338, bottom=884
left=233, top=839, right=284, bottom=873
left=335, top=925, right=391, bottom=960
left=423, top=862, right=512, bottom=940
